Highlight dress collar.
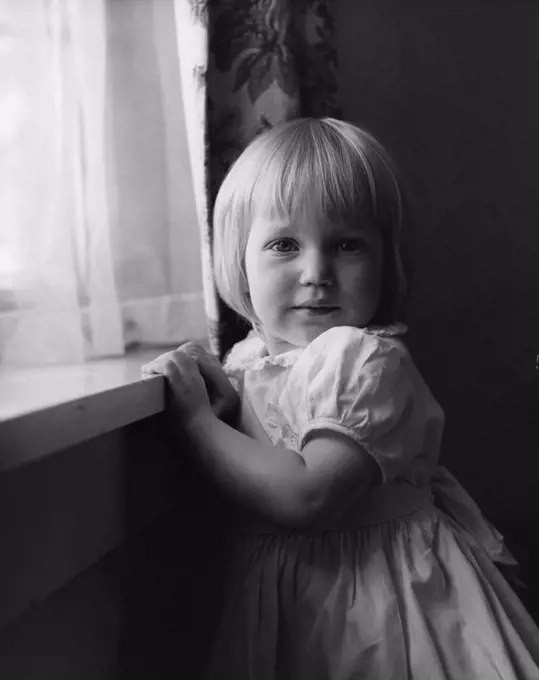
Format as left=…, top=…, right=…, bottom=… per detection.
left=224, top=323, right=408, bottom=374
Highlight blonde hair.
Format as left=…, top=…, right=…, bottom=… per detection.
left=212, top=117, right=408, bottom=327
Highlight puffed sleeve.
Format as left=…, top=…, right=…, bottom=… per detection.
left=278, top=326, right=425, bottom=483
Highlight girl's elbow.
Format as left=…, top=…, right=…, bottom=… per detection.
left=272, top=485, right=370, bottom=531
left=270, top=492, right=328, bottom=530
left=271, top=508, right=320, bottom=531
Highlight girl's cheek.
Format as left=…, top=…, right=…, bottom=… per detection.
left=348, top=260, right=377, bottom=283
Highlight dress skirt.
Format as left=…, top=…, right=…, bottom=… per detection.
left=205, top=485, right=539, bottom=680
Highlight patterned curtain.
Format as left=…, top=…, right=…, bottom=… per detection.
left=180, top=0, right=341, bottom=360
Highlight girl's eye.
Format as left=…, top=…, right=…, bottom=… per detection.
left=338, top=239, right=366, bottom=253
left=269, top=239, right=298, bottom=253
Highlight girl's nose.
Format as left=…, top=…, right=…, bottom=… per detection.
left=299, top=250, right=333, bottom=287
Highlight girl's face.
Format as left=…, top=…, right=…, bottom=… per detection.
left=244, top=211, right=383, bottom=355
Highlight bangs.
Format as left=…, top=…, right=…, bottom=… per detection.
left=245, top=119, right=386, bottom=227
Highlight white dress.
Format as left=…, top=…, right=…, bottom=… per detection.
left=205, top=325, right=539, bottom=680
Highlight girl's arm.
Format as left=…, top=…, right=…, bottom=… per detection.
left=142, top=347, right=380, bottom=528
left=184, top=411, right=381, bottom=529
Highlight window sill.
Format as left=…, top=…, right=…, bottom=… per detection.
left=0, top=347, right=181, bottom=471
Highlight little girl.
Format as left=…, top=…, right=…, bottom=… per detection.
left=143, top=118, right=539, bottom=679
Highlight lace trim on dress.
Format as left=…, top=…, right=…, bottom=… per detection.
left=223, top=323, right=408, bottom=375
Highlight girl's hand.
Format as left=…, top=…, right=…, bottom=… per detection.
left=178, top=342, right=239, bottom=424
left=141, top=342, right=239, bottom=424
left=141, top=349, right=213, bottom=425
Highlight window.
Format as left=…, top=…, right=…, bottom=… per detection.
left=0, top=0, right=206, bottom=368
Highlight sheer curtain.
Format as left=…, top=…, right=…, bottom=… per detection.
left=0, top=0, right=206, bottom=367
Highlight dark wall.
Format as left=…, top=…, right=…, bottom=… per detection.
left=336, top=0, right=539, bottom=607
left=0, top=416, right=228, bottom=679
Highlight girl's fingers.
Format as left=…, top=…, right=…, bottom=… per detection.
left=179, top=341, right=207, bottom=353
left=141, top=343, right=214, bottom=376
left=141, top=350, right=178, bottom=377
left=163, top=352, right=207, bottom=393
left=179, top=342, right=221, bottom=363
left=161, top=351, right=190, bottom=380
left=141, top=362, right=163, bottom=374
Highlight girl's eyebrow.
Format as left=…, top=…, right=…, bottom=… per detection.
left=257, top=218, right=373, bottom=237
left=260, top=221, right=292, bottom=233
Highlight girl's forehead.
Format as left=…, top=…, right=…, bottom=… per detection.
left=251, top=179, right=371, bottom=223
left=251, top=209, right=376, bottom=237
